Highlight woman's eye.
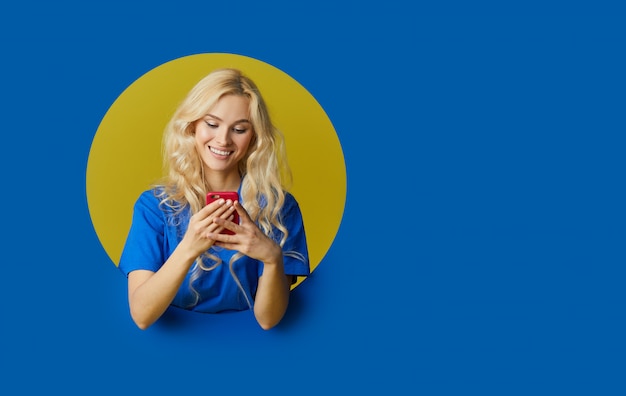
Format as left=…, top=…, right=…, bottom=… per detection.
left=233, top=127, right=247, bottom=134
left=205, top=121, right=218, bottom=128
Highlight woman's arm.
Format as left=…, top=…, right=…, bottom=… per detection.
left=127, top=242, right=198, bottom=329
left=252, top=247, right=292, bottom=330
left=127, top=199, right=236, bottom=329
left=210, top=201, right=293, bottom=330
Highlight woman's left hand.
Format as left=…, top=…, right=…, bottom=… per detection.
left=209, top=201, right=282, bottom=265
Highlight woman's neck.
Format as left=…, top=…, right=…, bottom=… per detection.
left=204, top=170, right=241, bottom=192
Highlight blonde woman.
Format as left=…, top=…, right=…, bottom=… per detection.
left=119, top=68, right=310, bottom=330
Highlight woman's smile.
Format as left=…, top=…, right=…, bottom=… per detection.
left=209, top=146, right=234, bottom=157
left=194, top=94, right=254, bottom=175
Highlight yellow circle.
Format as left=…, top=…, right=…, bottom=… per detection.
left=86, top=53, right=346, bottom=288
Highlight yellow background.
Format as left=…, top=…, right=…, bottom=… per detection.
left=86, top=53, right=346, bottom=288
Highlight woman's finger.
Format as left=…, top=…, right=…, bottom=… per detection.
left=204, top=214, right=234, bottom=238
left=193, top=199, right=234, bottom=228
left=232, top=201, right=252, bottom=225
left=212, top=214, right=240, bottom=235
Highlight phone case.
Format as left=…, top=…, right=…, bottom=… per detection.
left=206, top=191, right=240, bottom=234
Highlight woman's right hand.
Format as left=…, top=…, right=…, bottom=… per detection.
left=127, top=199, right=235, bottom=330
left=180, top=198, right=236, bottom=258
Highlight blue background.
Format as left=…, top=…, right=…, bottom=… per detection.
left=2, top=1, right=625, bottom=395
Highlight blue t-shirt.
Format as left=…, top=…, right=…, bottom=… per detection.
left=118, top=187, right=310, bottom=313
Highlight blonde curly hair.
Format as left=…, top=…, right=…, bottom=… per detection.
left=156, top=68, right=293, bottom=307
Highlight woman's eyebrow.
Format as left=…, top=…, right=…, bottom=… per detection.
left=206, top=114, right=250, bottom=124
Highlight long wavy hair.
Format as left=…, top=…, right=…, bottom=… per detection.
left=156, top=68, right=293, bottom=308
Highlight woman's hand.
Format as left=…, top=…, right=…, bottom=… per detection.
left=127, top=200, right=237, bottom=331
left=210, top=200, right=291, bottom=330
left=180, top=198, right=237, bottom=258
left=209, top=201, right=282, bottom=264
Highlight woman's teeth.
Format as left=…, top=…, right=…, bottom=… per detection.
left=210, top=147, right=232, bottom=156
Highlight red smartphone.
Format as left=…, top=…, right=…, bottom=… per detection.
left=206, top=191, right=240, bottom=235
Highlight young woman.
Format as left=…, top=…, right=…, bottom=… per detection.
left=118, top=68, right=310, bottom=330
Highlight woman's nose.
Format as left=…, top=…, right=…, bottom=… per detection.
left=214, top=126, right=231, bottom=145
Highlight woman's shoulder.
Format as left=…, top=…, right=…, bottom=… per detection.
left=134, top=186, right=180, bottom=214
left=283, top=190, right=298, bottom=205
left=134, top=186, right=187, bottom=223
left=135, top=186, right=165, bottom=205
left=281, top=190, right=304, bottom=214
left=257, top=190, right=300, bottom=209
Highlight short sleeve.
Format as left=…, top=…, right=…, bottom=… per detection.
left=118, top=190, right=167, bottom=277
left=277, top=193, right=310, bottom=278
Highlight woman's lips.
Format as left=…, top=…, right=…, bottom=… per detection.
left=209, top=146, right=233, bottom=156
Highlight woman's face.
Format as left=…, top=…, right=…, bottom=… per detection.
left=194, top=94, right=254, bottom=176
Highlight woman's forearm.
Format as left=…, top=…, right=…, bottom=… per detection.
left=128, top=243, right=198, bottom=329
left=253, top=256, right=291, bottom=330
